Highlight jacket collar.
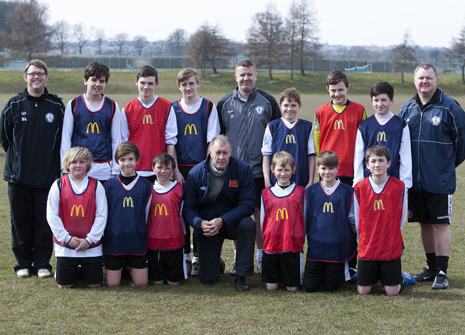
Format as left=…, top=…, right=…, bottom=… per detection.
left=233, top=86, right=258, bottom=103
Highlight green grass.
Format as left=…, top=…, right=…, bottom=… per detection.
left=1, top=69, right=465, bottom=97
left=1, top=76, right=465, bottom=333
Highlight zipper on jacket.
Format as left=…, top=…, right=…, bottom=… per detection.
left=417, top=109, right=423, bottom=191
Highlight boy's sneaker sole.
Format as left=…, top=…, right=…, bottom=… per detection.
left=401, top=271, right=416, bottom=286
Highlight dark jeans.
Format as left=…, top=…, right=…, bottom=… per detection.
left=197, top=216, right=256, bottom=284
left=8, top=183, right=53, bottom=274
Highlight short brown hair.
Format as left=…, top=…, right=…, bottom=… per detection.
left=24, top=59, right=48, bottom=75
left=177, top=68, right=199, bottom=85
left=327, top=70, right=349, bottom=87
left=365, top=145, right=391, bottom=163
left=316, top=151, right=338, bottom=168
left=152, top=152, right=176, bottom=169
left=84, top=61, right=110, bottom=82
left=136, top=65, right=158, bottom=82
left=279, top=88, right=301, bottom=105
left=414, top=63, right=438, bottom=78
left=236, top=59, right=256, bottom=71
left=115, top=141, right=140, bottom=163
left=62, top=147, right=93, bottom=173
left=271, top=151, right=295, bottom=169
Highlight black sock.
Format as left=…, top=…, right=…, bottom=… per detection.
left=436, top=256, right=449, bottom=274
left=426, top=253, right=437, bottom=271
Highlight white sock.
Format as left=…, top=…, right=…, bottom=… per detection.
left=256, top=248, right=263, bottom=262
left=193, top=256, right=199, bottom=263
left=234, top=249, right=237, bottom=262
left=185, top=253, right=191, bottom=262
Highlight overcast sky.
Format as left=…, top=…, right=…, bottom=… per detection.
left=44, top=0, right=464, bottom=48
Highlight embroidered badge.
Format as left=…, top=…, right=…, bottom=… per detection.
left=45, top=113, right=55, bottom=123
left=229, top=180, right=238, bottom=187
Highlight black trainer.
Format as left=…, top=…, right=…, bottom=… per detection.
left=234, top=276, right=249, bottom=291
left=432, top=270, right=449, bottom=289
left=220, top=258, right=225, bottom=274
left=414, top=267, right=436, bottom=282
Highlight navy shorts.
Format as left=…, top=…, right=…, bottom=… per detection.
left=104, top=253, right=148, bottom=270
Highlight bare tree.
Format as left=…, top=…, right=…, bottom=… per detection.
left=350, top=46, right=370, bottom=65
left=444, top=26, right=465, bottom=83
left=73, top=23, right=92, bottom=54
left=295, top=0, right=320, bottom=76
left=111, top=33, right=129, bottom=56
left=247, top=2, right=285, bottom=81
left=150, top=40, right=165, bottom=56
left=0, top=0, right=53, bottom=60
left=391, top=30, right=417, bottom=83
left=133, top=35, right=148, bottom=56
left=52, top=20, right=70, bottom=54
left=285, top=0, right=299, bottom=80
left=166, top=29, right=188, bottom=56
left=95, top=28, right=105, bottom=55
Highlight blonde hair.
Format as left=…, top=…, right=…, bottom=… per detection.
left=271, top=151, right=295, bottom=169
left=62, top=147, right=93, bottom=173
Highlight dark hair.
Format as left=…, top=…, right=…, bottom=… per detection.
left=137, top=65, right=158, bottom=82
left=414, top=63, right=438, bottom=78
left=279, top=88, right=301, bottom=105
left=115, top=141, right=140, bottom=163
left=370, top=81, right=394, bottom=100
left=365, top=145, right=391, bottom=163
left=152, top=152, right=176, bottom=169
left=327, top=70, right=349, bottom=87
left=84, top=61, right=110, bottom=82
left=316, top=151, right=339, bottom=168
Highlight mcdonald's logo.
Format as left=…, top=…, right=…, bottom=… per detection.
left=70, top=205, right=84, bottom=217
left=184, top=124, right=198, bottom=135
left=143, top=114, right=153, bottom=124
left=86, top=122, right=100, bottom=134
left=285, top=134, right=296, bottom=144
left=377, top=131, right=387, bottom=142
left=123, top=197, right=134, bottom=207
left=374, top=200, right=385, bottom=211
left=323, top=202, right=334, bottom=213
left=334, top=120, right=345, bottom=130
left=154, top=204, right=168, bottom=216
left=276, top=208, right=289, bottom=221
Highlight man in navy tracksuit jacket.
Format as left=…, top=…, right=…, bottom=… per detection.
left=182, top=135, right=255, bottom=291
left=399, top=63, right=465, bottom=290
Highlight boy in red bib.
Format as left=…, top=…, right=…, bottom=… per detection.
left=260, top=151, right=305, bottom=291
left=354, top=145, right=408, bottom=296
left=147, top=153, right=186, bottom=286
left=47, top=147, right=107, bottom=288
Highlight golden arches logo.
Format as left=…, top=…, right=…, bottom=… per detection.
left=276, top=208, right=289, bottom=221
left=374, top=200, right=385, bottom=211
left=70, top=205, right=84, bottom=217
left=285, top=134, right=296, bottom=144
left=184, top=124, right=198, bottom=135
left=323, top=202, right=334, bottom=213
left=143, top=114, right=153, bottom=124
left=377, top=131, right=387, bottom=142
left=86, top=122, right=100, bottom=134
left=154, top=204, right=168, bottom=216
left=123, top=197, right=134, bottom=207
left=334, top=120, right=345, bottom=130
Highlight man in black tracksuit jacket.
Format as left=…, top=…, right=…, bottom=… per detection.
left=0, top=59, right=64, bottom=277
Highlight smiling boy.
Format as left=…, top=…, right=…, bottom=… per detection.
left=61, top=62, right=121, bottom=182
left=353, top=82, right=412, bottom=188
left=314, top=70, right=366, bottom=186
left=262, top=88, right=315, bottom=189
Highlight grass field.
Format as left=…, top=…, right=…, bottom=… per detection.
left=1, top=72, right=465, bottom=334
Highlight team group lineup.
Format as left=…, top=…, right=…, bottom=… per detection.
left=1, top=58, right=464, bottom=294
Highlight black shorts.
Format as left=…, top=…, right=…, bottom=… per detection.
left=178, top=165, right=194, bottom=180
left=148, top=249, right=185, bottom=282
left=104, top=253, right=148, bottom=270
left=262, top=252, right=303, bottom=287
left=408, top=191, right=451, bottom=224
left=254, top=177, right=265, bottom=208
left=357, top=258, right=402, bottom=286
left=303, top=260, right=346, bottom=292
left=56, top=256, right=103, bottom=286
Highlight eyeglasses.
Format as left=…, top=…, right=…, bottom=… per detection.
left=26, top=72, right=47, bottom=77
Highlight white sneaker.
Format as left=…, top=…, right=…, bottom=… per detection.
left=37, top=269, right=51, bottom=278
left=16, top=268, right=30, bottom=278
left=257, top=259, right=263, bottom=276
